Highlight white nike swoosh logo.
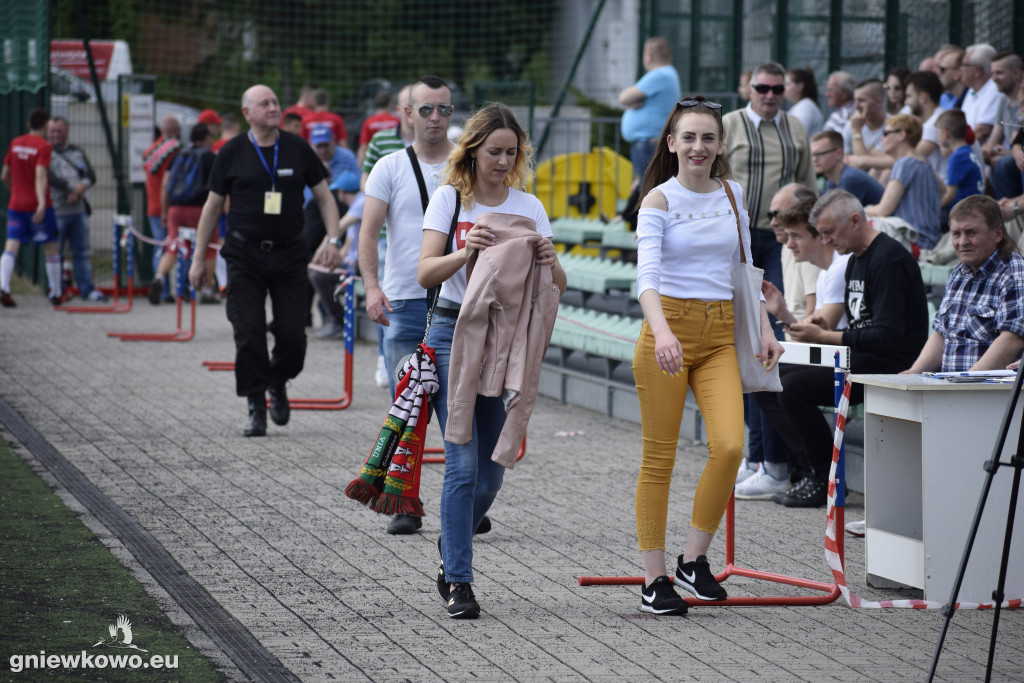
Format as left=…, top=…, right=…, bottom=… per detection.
left=680, top=570, right=696, bottom=583
left=642, top=591, right=656, bottom=604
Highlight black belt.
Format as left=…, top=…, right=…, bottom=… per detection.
left=228, top=230, right=299, bottom=252
left=433, top=299, right=461, bottom=318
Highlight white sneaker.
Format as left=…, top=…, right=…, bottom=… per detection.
left=374, top=355, right=389, bottom=388
left=734, top=469, right=791, bottom=500
left=845, top=519, right=865, bottom=537
left=735, top=461, right=760, bottom=484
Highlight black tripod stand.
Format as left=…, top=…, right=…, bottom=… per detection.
left=927, top=361, right=1024, bottom=682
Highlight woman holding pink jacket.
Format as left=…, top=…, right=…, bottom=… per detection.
left=418, top=103, right=566, bottom=620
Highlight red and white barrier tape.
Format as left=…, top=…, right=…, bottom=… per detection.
left=125, top=222, right=170, bottom=248
left=123, top=223, right=222, bottom=251
left=824, top=378, right=1021, bottom=610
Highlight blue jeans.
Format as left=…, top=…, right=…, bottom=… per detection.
left=56, top=212, right=96, bottom=297
left=743, top=393, right=789, bottom=466
left=147, top=216, right=166, bottom=273
left=147, top=215, right=171, bottom=293
left=743, top=227, right=788, bottom=466
left=992, top=154, right=1024, bottom=200
left=382, top=298, right=428, bottom=398
left=630, top=137, right=658, bottom=181
left=428, top=312, right=507, bottom=584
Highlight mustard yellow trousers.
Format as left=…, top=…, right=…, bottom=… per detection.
left=634, top=297, right=744, bottom=551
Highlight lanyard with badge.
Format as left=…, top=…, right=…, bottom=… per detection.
left=250, top=131, right=282, bottom=215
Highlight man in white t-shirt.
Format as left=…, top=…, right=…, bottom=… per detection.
left=843, top=79, right=891, bottom=179
left=960, top=43, right=1008, bottom=146
left=358, top=75, right=456, bottom=535
left=905, top=71, right=950, bottom=180
left=981, top=52, right=1023, bottom=170
left=743, top=195, right=851, bottom=503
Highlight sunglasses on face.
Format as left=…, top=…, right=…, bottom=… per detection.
left=751, top=84, right=786, bottom=96
left=416, top=103, right=454, bottom=118
left=882, top=129, right=902, bottom=136
left=767, top=210, right=781, bottom=220
left=811, top=147, right=839, bottom=158
left=678, top=99, right=722, bottom=110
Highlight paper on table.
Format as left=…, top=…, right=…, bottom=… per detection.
left=925, top=370, right=1017, bottom=383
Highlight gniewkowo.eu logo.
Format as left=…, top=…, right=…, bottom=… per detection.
left=8, top=615, right=179, bottom=673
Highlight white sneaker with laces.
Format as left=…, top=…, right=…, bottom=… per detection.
left=735, top=461, right=760, bottom=484
left=374, top=355, right=389, bottom=388
left=734, top=469, right=791, bottom=500
left=845, top=519, right=865, bottom=536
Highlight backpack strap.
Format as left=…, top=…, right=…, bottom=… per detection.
left=406, top=145, right=430, bottom=213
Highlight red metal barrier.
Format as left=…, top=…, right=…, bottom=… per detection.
left=576, top=494, right=844, bottom=606
left=577, top=351, right=849, bottom=607
left=108, top=294, right=195, bottom=342
left=63, top=226, right=135, bottom=314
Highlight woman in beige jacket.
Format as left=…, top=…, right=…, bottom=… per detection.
left=418, top=103, right=566, bottom=620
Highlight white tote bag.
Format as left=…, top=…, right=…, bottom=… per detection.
left=722, top=181, right=782, bottom=393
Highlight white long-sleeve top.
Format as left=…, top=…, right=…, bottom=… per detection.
left=636, top=177, right=753, bottom=301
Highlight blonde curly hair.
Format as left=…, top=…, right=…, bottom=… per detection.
left=443, top=102, right=533, bottom=209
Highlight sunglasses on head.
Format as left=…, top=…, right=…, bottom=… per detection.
left=677, top=99, right=723, bottom=110
left=416, top=103, right=454, bottom=118
left=751, top=84, right=786, bottom=96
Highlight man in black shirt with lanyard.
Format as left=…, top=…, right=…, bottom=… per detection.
left=190, top=84, right=342, bottom=436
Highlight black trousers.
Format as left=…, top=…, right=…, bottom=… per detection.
left=221, top=236, right=308, bottom=397
left=754, top=364, right=865, bottom=482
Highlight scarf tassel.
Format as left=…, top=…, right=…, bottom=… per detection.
left=344, top=418, right=403, bottom=507
left=373, top=423, right=427, bottom=517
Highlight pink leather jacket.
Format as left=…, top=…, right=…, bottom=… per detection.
left=444, top=213, right=561, bottom=468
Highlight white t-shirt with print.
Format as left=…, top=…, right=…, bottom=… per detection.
left=422, top=185, right=552, bottom=304
left=364, top=149, right=447, bottom=300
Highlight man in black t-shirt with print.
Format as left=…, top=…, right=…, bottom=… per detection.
left=754, top=189, right=928, bottom=507
left=190, top=84, right=342, bottom=436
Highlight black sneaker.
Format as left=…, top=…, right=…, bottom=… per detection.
left=387, top=513, right=422, bottom=535
left=675, top=555, right=727, bottom=601
left=640, top=576, right=688, bottom=615
left=436, top=537, right=449, bottom=602
left=447, top=582, right=480, bottom=619
left=771, top=477, right=810, bottom=504
left=475, top=515, right=491, bottom=535
left=779, top=477, right=828, bottom=508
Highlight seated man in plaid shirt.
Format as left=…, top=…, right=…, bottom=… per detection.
left=904, top=195, right=1024, bottom=373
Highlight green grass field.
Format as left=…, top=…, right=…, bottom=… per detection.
left=0, top=439, right=225, bottom=681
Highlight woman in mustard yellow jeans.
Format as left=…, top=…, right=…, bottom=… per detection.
left=633, top=97, right=783, bottom=615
